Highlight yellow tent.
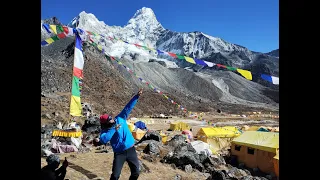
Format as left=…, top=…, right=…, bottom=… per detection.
left=196, top=126, right=241, bottom=155
left=232, top=131, right=279, bottom=153
left=273, top=149, right=279, bottom=177
left=197, top=126, right=242, bottom=139
left=127, top=122, right=135, bottom=132
left=274, top=149, right=279, bottom=160
left=160, top=132, right=168, bottom=144
left=169, top=121, right=190, bottom=131
left=231, top=131, right=279, bottom=175
left=132, top=129, right=146, bottom=140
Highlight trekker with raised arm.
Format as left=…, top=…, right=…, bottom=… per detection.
left=99, top=89, right=143, bottom=180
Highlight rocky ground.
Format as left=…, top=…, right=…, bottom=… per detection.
left=41, top=103, right=278, bottom=180
left=41, top=129, right=275, bottom=180
left=41, top=126, right=276, bottom=180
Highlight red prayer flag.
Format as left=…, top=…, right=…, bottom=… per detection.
left=168, top=52, right=177, bottom=58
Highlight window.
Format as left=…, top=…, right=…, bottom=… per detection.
left=235, top=145, right=241, bottom=151
left=247, top=148, right=255, bottom=155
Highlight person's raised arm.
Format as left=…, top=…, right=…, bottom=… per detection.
left=100, top=128, right=116, bottom=144
left=116, top=89, right=143, bottom=120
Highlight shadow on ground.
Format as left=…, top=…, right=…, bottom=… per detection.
left=68, top=161, right=98, bottom=179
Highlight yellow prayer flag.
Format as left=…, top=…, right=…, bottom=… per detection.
left=45, top=38, right=54, bottom=44
left=184, top=56, right=196, bottom=64
left=237, top=69, right=252, bottom=80
left=70, top=95, right=82, bottom=116
left=49, top=25, right=57, bottom=34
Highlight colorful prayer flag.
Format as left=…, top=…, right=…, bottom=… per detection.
left=237, top=69, right=252, bottom=80
left=70, top=33, right=84, bottom=116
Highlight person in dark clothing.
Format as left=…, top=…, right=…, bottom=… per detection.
left=100, top=89, right=143, bottom=180
left=41, top=154, right=68, bottom=180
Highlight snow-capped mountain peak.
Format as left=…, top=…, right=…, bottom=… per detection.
left=132, top=7, right=156, bottom=19
left=124, top=7, right=164, bottom=47
left=60, top=7, right=278, bottom=83
left=127, top=7, right=164, bottom=32
left=73, top=11, right=121, bottom=36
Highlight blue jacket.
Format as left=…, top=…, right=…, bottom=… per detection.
left=100, top=95, right=139, bottom=153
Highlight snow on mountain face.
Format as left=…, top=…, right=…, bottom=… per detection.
left=40, top=6, right=277, bottom=97
left=156, top=31, right=256, bottom=67
left=66, top=7, right=278, bottom=81
left=41, top=11, right=279, bottom=111
left=65, top=8, right=165, bottom=61
left=124, top=7, right=165, bottom=47
left=157, top=31, right=253, bottom=60
left=75, top=11, right=121, bottom=37
left=69, top=8, right=164, bottom=47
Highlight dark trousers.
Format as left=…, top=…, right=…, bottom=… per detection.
left=110, top=146, right=140, bottom=180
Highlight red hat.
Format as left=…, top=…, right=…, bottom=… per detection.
left=100, top=114, right=112, bottom=124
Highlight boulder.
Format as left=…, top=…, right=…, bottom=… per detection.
left=173, top=174, right=182, bottom=180
left=203, top=155, right=226, bottom=168
left=41, top=148, right=53, bottom=157
left=199, top=151, right=208, bottom=163
left=143, top=140, right=161, bottom=155
left=82, top=103, right=93, bottom=117
left=136, top=140, right=162, bottom=151
left=82, top=115, right=101, bottom=134
left=227, top=167, right=249, bottom=179
left=207, top=170, right=226, bottom=180
left=162, top=142, right=204, bottom=172
left=41, top=125, right=54, bottom=140
left=167, top=135, right=186, bottom=148
left=184, top=164, right=193, bottom=173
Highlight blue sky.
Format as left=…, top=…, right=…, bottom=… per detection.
left=41, top=0, right=278, bottom=53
